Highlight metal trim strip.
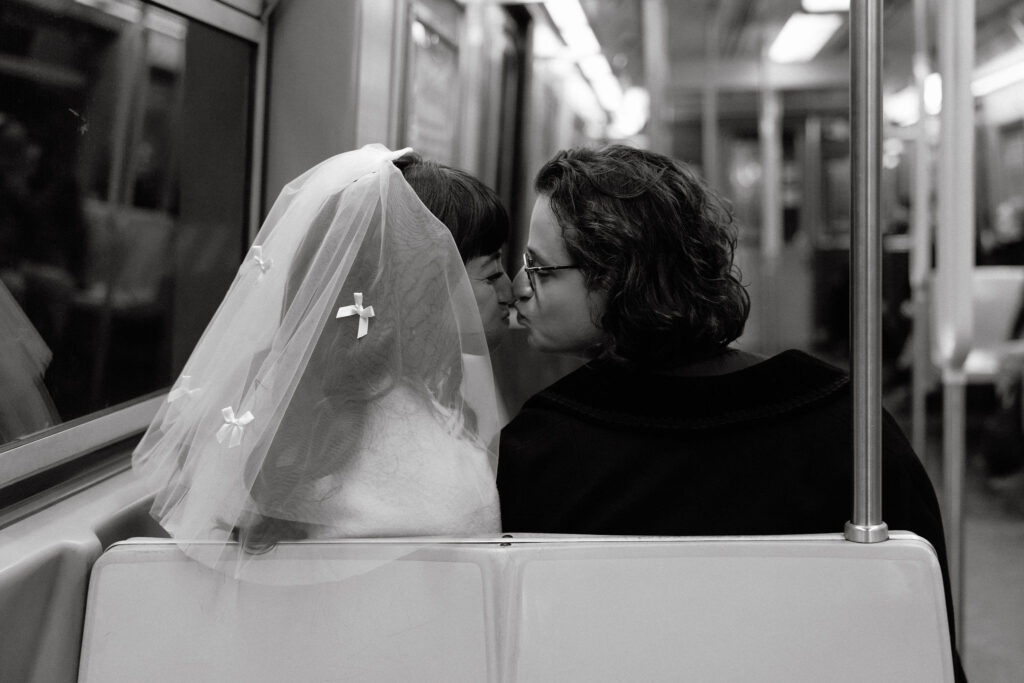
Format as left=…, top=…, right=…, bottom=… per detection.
left=149, top=0, right=261, bottom=41
left=0, top=396, right=163, bottom=489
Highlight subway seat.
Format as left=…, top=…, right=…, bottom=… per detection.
left=78, top=534, right=954, bottom=682
left=948, top=266, right=1024, bottom=381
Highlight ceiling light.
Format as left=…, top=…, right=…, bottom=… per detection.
left=545, top=0, right=600, bottom=56
left=609, top=86, right=649, bottom=138
left=769, top=13, right=843, bottom=64
left=884, top=87, right=918, bottom=127
left=972, top=46, right=1024, bottom=97
left=578, top=54, right=622, bottom=112
left=884, top=73, right=941, bottom=126
left=543, top=0, right=623, bottom=114
left=924, top=72, right=942, bottom=115
left=802, top=0, right=849, bottom=12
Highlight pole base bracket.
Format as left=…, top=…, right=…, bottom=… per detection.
left=844, top=521, right=889, bottom=543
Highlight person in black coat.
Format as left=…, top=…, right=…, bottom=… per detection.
left=497, top=144, right=966, bottom=682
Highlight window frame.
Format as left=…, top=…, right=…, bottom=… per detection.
left=0, top=0, right=269, bottom=491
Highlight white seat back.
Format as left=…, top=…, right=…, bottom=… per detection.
left=79, top=534, right=954, bottom=683
left=928, top=266, right=1024, bottom=379
left=971, top=266, right=1024, bottom=347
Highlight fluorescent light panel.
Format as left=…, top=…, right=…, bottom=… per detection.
left=973, top=63, right=1024, bottom=96
left=532, top=22, right=564, bottom=59
left=544, top=0, right=622, bottom=113
left=578, top=54, right=621, bottom=112
left=769, top=13, right=843, bottom=63
left=802, top=0, right=849, bottom=12
left=610, top=86, right=649, bottom=138
left=925, top=72, right=942, bottom=114
left=884, top=87, right=918, bottom=126
left=545, top=0, right=601, bottom=55
left=972, top=47, right=1024, bottom=97
left=884, top=72, right=941, bottom=127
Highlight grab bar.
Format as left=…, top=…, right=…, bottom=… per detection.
left=845, top=0, right=888, bottom=544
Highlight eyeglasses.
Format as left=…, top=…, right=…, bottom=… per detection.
left=521, top=251, right=579, bottom=291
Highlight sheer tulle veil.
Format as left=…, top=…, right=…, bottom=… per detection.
left=132, top=145, right=501, bottom=576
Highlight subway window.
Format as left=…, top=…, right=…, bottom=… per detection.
left=404, top=0, right=462, bottom=166
left=0, top=0, right=255, bottom=464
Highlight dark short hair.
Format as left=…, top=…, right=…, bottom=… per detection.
left=534, top=144, right=750, bottom=367
left=394, top=152, right=508, bottom=261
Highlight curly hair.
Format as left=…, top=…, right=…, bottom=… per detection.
left=534, top=145, right=750, bottom=367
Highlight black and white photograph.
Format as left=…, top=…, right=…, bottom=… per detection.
left=1, top=1, right=1022, bottom=681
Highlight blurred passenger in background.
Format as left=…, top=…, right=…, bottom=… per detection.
left=0, top=115, right=39, bottom=285
left=981, top=195, right=1024, bottom=266
left=0, top=112, right=88, bottom=309
left=497, top=144, right=967, bottom=682
left=394, top=152, right=513, bottom=351
left=0, top=112, right=88, bottom=419
left=0, top=278, right=59, bottom=441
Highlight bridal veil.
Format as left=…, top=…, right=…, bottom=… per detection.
left=133, top=144, right=501, bottom=575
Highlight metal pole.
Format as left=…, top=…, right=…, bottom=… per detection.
left=248, top=2, right=275, bottom=238
left=909, top=0, right=932, bottom=463
left=936, top=0, right=975, bottom=647
left=701, top=4, right=722, bottom=190
left=943, top=367, right=967, bottom=644
left=845, top=0, right=888, bottom=544
left=642, top=0, right=671, bottom=154
left=759, top=84, right=783, bottom=354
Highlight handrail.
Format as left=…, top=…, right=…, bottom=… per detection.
left=936, top=0, right=976, bottom=643
left=845, top=0, right=888, bottom=543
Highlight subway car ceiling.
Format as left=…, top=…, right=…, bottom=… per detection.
left=630, top=0, right=1024, bottom=142
left=603, top=0, right=1022, bottom=98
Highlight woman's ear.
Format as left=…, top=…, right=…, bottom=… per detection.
left=586, top=286, right=609, bottom=323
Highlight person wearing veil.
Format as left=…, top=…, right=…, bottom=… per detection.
left=133, top=144, right=502, bottom=563
left=395, top=152, right=513, bottom=352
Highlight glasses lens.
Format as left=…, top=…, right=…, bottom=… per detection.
left=522, top=252, right=535, bottom=290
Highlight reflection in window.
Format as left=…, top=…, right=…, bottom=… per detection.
left=0, top=0, right=253, bottom=448
left=0, top=278, right=58, bottom=441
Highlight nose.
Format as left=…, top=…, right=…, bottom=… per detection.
left=512, top=267, right=533, bottom=301
left=495, top=271, right=513, bottom=305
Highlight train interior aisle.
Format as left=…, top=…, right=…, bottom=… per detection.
left=919, top=396, right=1024, bottom=682
left=2, top=0, right=1024, bottom=681
left=961, top=451, right=1024, bottom=682
left=876, top=381, right=1024, bottom=681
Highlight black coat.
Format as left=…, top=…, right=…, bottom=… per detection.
left=498, top=350, right=966, bottom=682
